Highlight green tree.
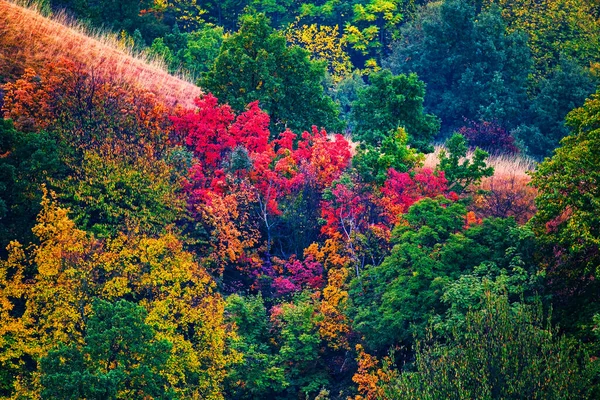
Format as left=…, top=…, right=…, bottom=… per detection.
left=225, top=293, right=330, bottom=399
left=0, top=120, right=66, bottom=256
left=59, top=150, right=183, bottom=238
left=149, top=24, right=224, bottom=78
left=486, top=0, right=600, bottom=81
left=351, top=69, right=439, bottom=153
left=530, top=90, right=600, bottom=337
left=225, top=294, right=287, bottom=399
left=386, top=0, right=531, bottom=134
left=202, top=13, right=342, bottom=134
left=389, top=295, right=595, bottom=399
left=352, top=127, right=424, bottom=185
left=438, top=133, right=494, bottom=194
left=514, top=59, right=597, bottom=158
left=348, top=197, right=526, bottom=351
left=40, top=299, right=174, bottom=399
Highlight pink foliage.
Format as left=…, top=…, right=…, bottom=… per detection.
left=273, top=255, right=324, bottom=296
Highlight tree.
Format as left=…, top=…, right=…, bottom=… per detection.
left=149, top=25, right=224, bottom=78
left=0, top=191, right=234, bottom=398
left=352, top=127, right=424, bottom=185
left=438, top=133, right=494, bottom=194
left=531, top=92, right=600, bottom=264
left=514, top=59, right=597, bottom=158
left=202, top=13, right=342, bottom=134
left=285, top=22, right=353, bottom=83
left=386, top=0, right=531, bottom=134
left=389, top=296, right=595, bottom=399
left=351, top=69, right=439, bottom=153
left=59, top=150, right=184, bottom=238
left=344, top=0, right=403, bottom=57
left=224, top=294, right=286, bottom=398
left=40, top=299, right=175, bottom=399
left=486, top=0, right=600, bottom=80
left=530, top=90, right=600, bottom=338
left=0, top=120, right=66, bottom=255
left=348, top=197, right=525, bottom=351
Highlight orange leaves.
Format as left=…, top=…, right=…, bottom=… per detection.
left=2, top=64, right=70, bottom=132
left=352, top=344, right=398, bottom=400
left=472, top=174, right=537, bottom=224
left=3, top=59, right=173, bottom=157
left=193, top=189, right=261, bottom=276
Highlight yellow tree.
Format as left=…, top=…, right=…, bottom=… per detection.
left=485, top=0, right=600, bottom=79
left=286, top=22, right=353, bottom=83
left=0, top=190, right=237, bottom=398
left=305, top=238, right=353, bottom=351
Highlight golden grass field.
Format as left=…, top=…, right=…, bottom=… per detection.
left=423, top=145, right=537, bottom=178
left=423, top=146, right=538, bottom=223
left=0, top=0, right=202, bottom=108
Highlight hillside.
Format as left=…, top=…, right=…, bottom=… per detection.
left=0, top=0, right=201, bottom=107
left=1, top=1, right=600, bottom=398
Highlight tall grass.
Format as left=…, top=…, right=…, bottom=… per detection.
left=423, top=145, right=538, bottom=223
left=423, top=145, right=537, bottom=178
left=0, top=0, right=202, bottom=107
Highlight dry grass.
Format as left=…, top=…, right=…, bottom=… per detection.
left=0, top=0, right=202, bottom=108
left=423, top=145, right=537, bottom=179
left=423, top=145, right=538, bottom=223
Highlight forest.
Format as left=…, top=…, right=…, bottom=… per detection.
left=1, top=0, right=600, bottom=398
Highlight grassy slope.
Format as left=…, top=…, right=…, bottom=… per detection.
left=423, top=145, right=537, bottom=179
left=0, top=0, right=202, bottom=108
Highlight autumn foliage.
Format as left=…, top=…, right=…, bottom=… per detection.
left=2, top=4, right=599, bottom=396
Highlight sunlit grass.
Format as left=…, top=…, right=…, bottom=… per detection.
left=0, top=0, right=202, bottom=108
left=423, top=145, right=537, bottom=178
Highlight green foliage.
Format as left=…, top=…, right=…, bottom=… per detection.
left=59, top=151, right=183, bottom=237
left=225, top=293, right=329, bottom=399
left=202, top=13, right=342, bottom=134
left=0, top=120, right=66, bottom=254
left=349, top=197, right=465, bottom=349
left=387, top=0, right=531, bottom=133
left=351, top=69, right=439, bottom=153
left=436, top=225, right=545, bottom=335
left=225, top=294, right=287, bottom=398
left=40, top=299, right=174, bottom=399
left=272, top=294, right=329, bottom=397
left=349, top=197, right=534, bottom=351
left=328, top=70, right=366, bottom=131
left=352, top=127, right=424, bottom=184
left=389, top=295, right=595, bottom=399
left=514, top=59, right=597, bottom=158
left=532, top=90, right=600, bottom=277
left=531, top=90, right=600, bottom=338
left=149, top=24, right=224, bottom=78
left=488, top=0, right=600, bottom=81
left=344, top=0, right=404, bottom=56
left=438, top=133, right=494, bottom=194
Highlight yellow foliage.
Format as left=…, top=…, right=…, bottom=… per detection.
left=485, top=0, right=600, bottom=79
left=0, top=189, right=236, bottom=398
left=286, top=22, right=353, bottom=83
left=306, top=239, right=352, bottom=350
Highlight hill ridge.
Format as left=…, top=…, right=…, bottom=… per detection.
left=0, top=0, right=202, bottom=108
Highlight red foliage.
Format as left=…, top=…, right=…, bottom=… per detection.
left=379, top=168, right=449, bottom=225
left=272, top=255, right=324, bottom=296
left=321, top=180, right=368, bottom=239
left=459, top=120, right=519, bottom=154
left=171, top=94, right=236, bottom=168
